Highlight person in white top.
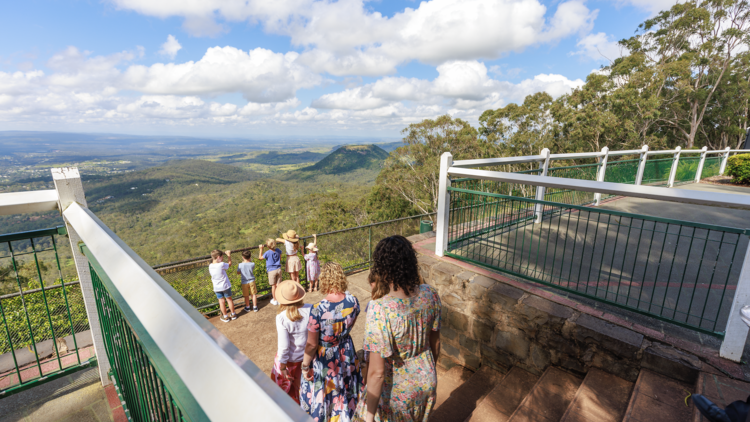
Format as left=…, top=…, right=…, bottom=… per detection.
left=208, top=249, right=236, bottom=323
left=276, top=230, right=302, bottom=283
left=270, top=279, right=311, bottom=404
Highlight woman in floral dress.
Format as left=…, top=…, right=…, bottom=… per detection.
left=355, top=235, right=442, bottom=422
left=300, top=262, right=363, bottom=421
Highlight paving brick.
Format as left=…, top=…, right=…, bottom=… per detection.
left=575, top=313, right=643, bottom=359
left=509, top=367, right=582, bottom=422
left=560, top=368, right=633, bottom=422
left=468, top=367, right=539, bottom=422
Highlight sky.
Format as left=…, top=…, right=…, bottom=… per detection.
left=0, top=0, right=677, bottom=138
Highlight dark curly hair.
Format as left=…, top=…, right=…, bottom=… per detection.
left=368, top=235, right=421, bottom=300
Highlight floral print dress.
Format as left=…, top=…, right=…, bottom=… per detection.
left=354, top=284, right=442, bottom=422
left=300, top=292, right=363, bottom=421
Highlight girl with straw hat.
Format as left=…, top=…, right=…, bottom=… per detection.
left=304, top=234, right=320, bottom=292
left=276, top=230, right=302, bottom=283
left=271, top=280, right=311, bottom=404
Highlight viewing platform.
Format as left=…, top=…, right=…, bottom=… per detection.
left=5, top=145, right=750, bottom=421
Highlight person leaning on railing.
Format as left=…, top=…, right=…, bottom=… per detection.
left=354, top=235, right=442, bottom=422
left=300, top=262, right=363, bottom=422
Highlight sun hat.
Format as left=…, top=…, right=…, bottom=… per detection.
left=276, top=280, right=306, bottom=305
left=282, top=230, right=299, bottom=242
left=306, top=242, right=318, bottom=252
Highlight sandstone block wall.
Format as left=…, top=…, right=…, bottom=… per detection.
left=417, top=253, right=705, bottom=383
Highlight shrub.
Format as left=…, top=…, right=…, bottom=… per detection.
left=726, top=155, right=750, bottom=184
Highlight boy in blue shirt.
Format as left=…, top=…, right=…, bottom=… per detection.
left=259, top=238, right=283, bottom=306
left=237, top=250, right=258, bottom=312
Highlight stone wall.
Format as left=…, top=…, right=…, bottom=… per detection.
left=415, top=252, right=707, bottom=383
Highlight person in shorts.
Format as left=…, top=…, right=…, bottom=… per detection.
left=259, top=238, right=283, bottom=306
left=237, top=250, right=258, bottom=312
left=209, top=249, right=236, bottom=323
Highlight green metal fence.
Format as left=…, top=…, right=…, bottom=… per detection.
left=445, top=187, right=747, bottom=336
left=0, top=227, right=94, bottom=396
left=675, top=156, right=701, bottom=184
left=604, top=159, right=640, bottom=185
left=642, top=157, right=673, bottom=186
left=702, top=157, right=722, bottom=179
left=85, top=246, right=205, bottom=421
left=153, top=213, right=434, bottom=313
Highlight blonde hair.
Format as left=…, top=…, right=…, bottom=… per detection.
left=279, top=300, right=304, bottom=322
left=210, top=249, right=224, bottom=260
left=265, top=238, right=276, bottom=249
left=319, top=262, right=348, bottom=295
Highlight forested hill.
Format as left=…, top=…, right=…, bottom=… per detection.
left=302, top=144, right=389, bottom=174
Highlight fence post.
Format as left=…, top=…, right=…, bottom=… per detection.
left=694, top=146, right=708, bottom=182
left=667, top=146, right=682, bottom=188
left=368, top=226, right=372, bottom=263
left=534, top=148, right=551, bottom=223
left=635, top=145, right=649, bottom=185
left=720, top=235, right=750, bottom=362
left=51, top=168, right=112, bottom=386
left=594, top=146, right=609, bottom=206
left=435, top=152, right=453, bottom=257
left=720, top=147, right=731, bottom=175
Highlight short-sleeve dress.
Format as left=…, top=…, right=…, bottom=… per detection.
left=300, top=292, right=363, bottom=421
left=354, top=283, right=442, bottom=422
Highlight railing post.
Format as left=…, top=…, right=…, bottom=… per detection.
left=720, top=235, right=750, bottom=362
left=635, top=145, right=649, bottom=185
left=667, top=146, right=682, bottom=188
left=435, top=152, right=453, bottom=257
left=594, top=147, right=609, bottom=206
left=694, top=146, right=708, bottom=182
left=720, top=146, right=731, bottom=175
left=534, top=148, right=551, bottom=222
left=51, top=168, right=112, bottom=386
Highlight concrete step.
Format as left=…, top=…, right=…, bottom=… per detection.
left=559, top=367, right=634, bottom=422
left=430, top=365, right=506, bottom=422
left=693, top=371, right=750, bottom=422
left=623, top=369, right=693, bottom=422
left=466, top=366, right=540, bottom=422
left=507, top=366, right=583, bottom=422
left=435, top=365, right=475, bottom=409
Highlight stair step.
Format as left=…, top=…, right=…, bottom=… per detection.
left=693, top=371, right=750, bottom=422
left=623, top=369, right=693, bottom=422
left=435, top=365, right=475, bottom=409
left=466, top=366, right=540, bottom=422
left=430, top=365, right=506, bottom=422
left=508, top=366, right=583, bottom=422
left=559, top=368, right=634, bottom=422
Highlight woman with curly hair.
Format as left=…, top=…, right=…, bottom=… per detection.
left=300, top=262, right=363, bottom=421
left=355, top=235, right=442, bottom=422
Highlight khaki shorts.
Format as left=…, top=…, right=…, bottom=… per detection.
left=242, top=282, right=257, bottom=296
left=268, top=269, right=282, bottom=286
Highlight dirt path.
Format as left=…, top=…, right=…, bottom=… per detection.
left=208, top=270, right=373, bottom=376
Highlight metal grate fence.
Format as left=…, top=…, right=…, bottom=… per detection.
left=0, top=227, right=93, bottom=396
left=88, top=252, right=204, bottom=421
left=445, top=187, right=747, bottom=335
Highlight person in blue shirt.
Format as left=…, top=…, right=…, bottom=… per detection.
left=237, top=250, right=258, bottom=312
left=259, top=238, right=283, bottom=306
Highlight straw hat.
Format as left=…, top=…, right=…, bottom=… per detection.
left=282, top=230, right=299, bottom=242
left=276, top=280, right=306, bottom=305
left=306, top=243, right=318, bottom=252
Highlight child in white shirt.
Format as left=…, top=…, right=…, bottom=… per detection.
left=209, top=249, right=236, bottom=323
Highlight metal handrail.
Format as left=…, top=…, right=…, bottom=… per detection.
left=64, top=202, right=312, bottom=422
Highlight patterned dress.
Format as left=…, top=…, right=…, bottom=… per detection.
left=300, top=292, right=363, bottom=422
left=354, top=284, right=442, bottom=422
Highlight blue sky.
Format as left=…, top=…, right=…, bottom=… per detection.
left=0, top=0, right=673, bottom=138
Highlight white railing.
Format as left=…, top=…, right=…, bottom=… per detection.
left=0, top=168, right=312, bottom=421
left=436, top=145, right=750, bottom=362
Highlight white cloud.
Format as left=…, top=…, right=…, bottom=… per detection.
left=110, top=0, right=597, bottom=76
left=158, top=35, right=182, bottom=59
left=573, top=32, right=626, bottom=62
left=312, top=60, right=584, bottom=116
